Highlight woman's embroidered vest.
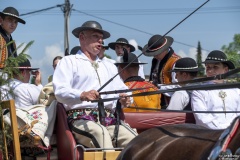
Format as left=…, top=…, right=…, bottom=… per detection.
left=0, top=34, right=8, bottom=68
left=160, top=53, right=180, bottom=84
left=123, top=81, right=161, bottom=112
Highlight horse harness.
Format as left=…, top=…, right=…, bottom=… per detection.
left=208, top=117, right=240, bottom=160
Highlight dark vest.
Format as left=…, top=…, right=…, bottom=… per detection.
left=183, top=91, right=192, bottom=111
left=0, top=25, right=17, bottom=57
left=149, top=47, right=181, bottom=108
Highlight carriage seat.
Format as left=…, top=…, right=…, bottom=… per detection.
left=56, top=102, right=83, bottom=160
left=124, top=111, right=195, bottom=133
left=56, top=103, right=122, bottom=160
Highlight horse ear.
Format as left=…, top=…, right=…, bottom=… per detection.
left=123, top=48, right=128, bottom=62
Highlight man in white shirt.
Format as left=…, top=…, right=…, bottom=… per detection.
left=191, top=50, right=240, bottom=129
left=167, top=57, right=201, bottom=110
left=1, top=59, right=56, bottom=147
left=108, top=38, right=145, bottom=79
left=53, top=21, right=137, bottom=148
left=1, top=59, right=42, bottom=108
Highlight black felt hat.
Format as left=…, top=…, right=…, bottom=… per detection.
left=108, top=38, right=135, bottom=52
left=143, top=34, right=173, bottom=57
left=72, top=21, right=110, bottom=39
left=102, top=41, right=109, bottom=50
left=70, top=46, right=81, bottom=55
left=202, top=50, right=235, bottom=69
left=0, top=7, right=25, bottom=24
left=115, top=49, right=146, bottom=65
left=169, top=57, right=203, bottom=72
left=16, top=59, right=38, bottom=70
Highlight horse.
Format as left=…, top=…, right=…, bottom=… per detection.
left=117, top=116, right=240, bottom=160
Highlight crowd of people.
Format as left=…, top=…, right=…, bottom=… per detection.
left=1, top=6, right=240, bottom=154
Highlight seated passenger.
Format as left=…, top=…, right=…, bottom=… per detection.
left=115, top=52, right=161, bottom=112
left=143, top=34, right=181, bottom=108
left=53, top=20, right=137, bottom=148
left=108, top=38, right=145, bottom=79
left=1, top=59, right=56, bottom=147
left=191, top=50, right=240, bottom=129
left=1, top=59, right=42, bottom=108
left=167, top=57, right=202, bottom=110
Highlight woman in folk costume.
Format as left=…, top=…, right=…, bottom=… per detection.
left=1, top=59, right=56, bottom=147
left=191, top=50, right=240, bottom=129
left=115, top=51, right=161, bottom=112
left=143, top=34, right=181, bottom=108
left=0, top=7, right=25, bottom=68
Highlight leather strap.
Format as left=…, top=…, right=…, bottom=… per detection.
left=113, top=100, right=121, bottom=147
left=98, top=100, right=106, bottom=126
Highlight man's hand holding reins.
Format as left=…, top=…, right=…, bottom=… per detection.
left=119, top=93, right=131, bottom=108
left=80, top=90, right=99, bottom=101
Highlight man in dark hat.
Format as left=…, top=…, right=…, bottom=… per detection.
left=1, top=58, right=42, bottom=107
left=1, top=58, right=47, bottom=146
left=0, top=7, right=26, bottom=68
left=53, top=20, right=137, bottom=149
left=191, top=50, right=240, bottom=129
left=143, top=34, right=181, bottom=108
left=202, top=50, right=235, bottom=83
left=166, top=57, right=202, bottom=110
left=115, top=52, right=161, bottom=112
left=109, top=38, right=135, bottom=56
left=108, top=38, right=145, bottom=79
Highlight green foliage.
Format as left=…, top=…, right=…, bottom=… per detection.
left=196, top=41, right=205, bottom=76
left=104, top=53, right=112, bottom=59
left=222, top=34, right=240, bottom=68
left=0, top=40, right=34, bottom=158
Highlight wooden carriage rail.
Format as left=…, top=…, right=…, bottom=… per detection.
left=1, top=99, right=21, bottom=160
left=74, top=145, right=123, bottom=160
